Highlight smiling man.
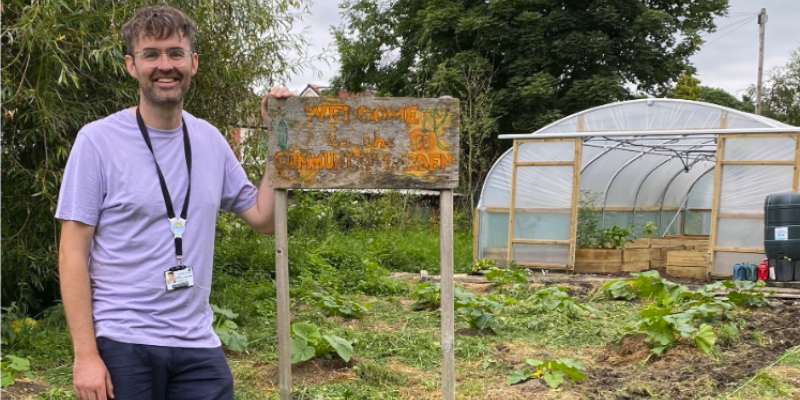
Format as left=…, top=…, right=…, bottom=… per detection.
left=56, top=5, right=290, bottom=400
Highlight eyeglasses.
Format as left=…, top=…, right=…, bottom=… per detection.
left=132, top=49, right=193, bottom=68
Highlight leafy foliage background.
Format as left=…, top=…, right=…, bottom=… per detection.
left=1, top=0, right=314, bottom=313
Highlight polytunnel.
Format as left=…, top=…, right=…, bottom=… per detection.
left=475, top=99, right=800, bottom=277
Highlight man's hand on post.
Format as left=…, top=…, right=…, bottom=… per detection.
left=261, top=85, right=295, bottom=128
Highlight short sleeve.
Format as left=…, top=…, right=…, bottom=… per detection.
left=220, top=146, right=258, bottom=214
left=55, top=133, right=105, bottom=225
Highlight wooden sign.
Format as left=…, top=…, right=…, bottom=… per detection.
left=266, top=97, right=460, bottom=189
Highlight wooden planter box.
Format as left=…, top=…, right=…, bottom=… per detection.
left=574, top=249, right=622, bottom=273
left=666, top=266, right=708, bottom=279
left=622, top=249, right=651, bottom=272
left=665, top=250, right=710, bottom=279
left=666, top=251, right=709, bottom=268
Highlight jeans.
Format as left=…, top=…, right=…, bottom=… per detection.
left=96, top=337, right=234, bottom=400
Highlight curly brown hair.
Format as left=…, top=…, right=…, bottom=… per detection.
left=121, top=5, right=197, bottom=54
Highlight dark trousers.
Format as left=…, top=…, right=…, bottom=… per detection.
left=97, top=337, right=234, bottom=400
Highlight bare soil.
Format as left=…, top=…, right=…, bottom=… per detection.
left=1, top=380, right=49, bottom=400
left=568, top=306, right=800, bottom=399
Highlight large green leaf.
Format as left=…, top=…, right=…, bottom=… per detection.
left=542, top=370, right=565, bottom=389
left=694, top=324, right=716, bottom=355
left=211, top=304, right=238, bottom=320
left=506, top=369, right=532, bottom=386
left=290, top=338, right=315, bottom=363
left=4, top=356, right=29, bottom=372
left=525, top=358, right=544, bottom=367
left=556, top=358, right=585, bottom=371
left=226, top=330, right=248, bottom=352
left=323, top=335, right=353, bottom=362
left=1, top=372, right=14, bottom=388
left=292, top=322, right=321, bottom=343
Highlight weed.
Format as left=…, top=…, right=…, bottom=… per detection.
left=290, top=322, right=353, bottom=363
left=484, top=267, right=529, bottom=289
left=506, top=358, right=587, bottom=389
left=471, top=258, right=496, bottom=274
left=527, top=286, right=601, bottom=318
left=211, top=304, right=248, bottom=352
left=1, top=354, right=34, bottom=387
left=312, top=292, right=370, bottom=319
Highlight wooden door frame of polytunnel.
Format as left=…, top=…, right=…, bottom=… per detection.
left=708, top=132, right=800, bottom=278
left=267, top=97, right=460, bottom=400
left=493, top=128, right=800, bottom=276
left=504, top=138, right=582, bottom=272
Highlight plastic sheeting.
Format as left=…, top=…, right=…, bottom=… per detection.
left=517, top=141, right=574, bottom=162
left=480, top=148, right=513, bottom=209
left=537, top=99, right=791, bottom=134
left=512, top=243, right=570, bottom=265
left=605, top=154, right=671, bottom=207
left=724, top=137, right=797, bottom=161
left=515, top=166, right=573, bottom=209
left=662, top=163, right=716, bottom=207
left=686, top=170, right=714, bottom=209
left=718, top=166, right=795, bottom=213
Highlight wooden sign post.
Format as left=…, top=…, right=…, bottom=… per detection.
left=267, top=97, right=459, bottom=399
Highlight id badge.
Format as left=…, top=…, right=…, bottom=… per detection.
left=165, top=266, right=194, bottom=291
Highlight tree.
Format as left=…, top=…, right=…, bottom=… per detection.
left=698, top=86, right=753, bottom=112
left=429, top=51, right=498, bottom=216
left=671, top=74, right=701, bottom=100
left=330, top=0, right=728, bottom=208
left=748, top=48, right=800, bottom=126
left=1, top=0, right=313, bottom=313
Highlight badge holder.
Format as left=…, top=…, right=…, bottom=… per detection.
left=165, top=217, right=194, bottom=291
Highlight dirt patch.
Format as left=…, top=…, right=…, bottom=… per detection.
left=256, top=358, right=357, bottom=389
left=556, top=282, right=602, bottom=300
left=458, top=282, right=495, bottom=294
left=596, top=334, right=652, bottom=366
left=456, top=327, right=496, bottom=337
left=1, top=380, right=49, bottom=400
left=579, top=307, right=800, bottom=399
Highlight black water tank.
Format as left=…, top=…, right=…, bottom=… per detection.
left=764, top=193, right=800, bottom=259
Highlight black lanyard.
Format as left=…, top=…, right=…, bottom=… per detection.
left=135, top=107, right=192, bottom=265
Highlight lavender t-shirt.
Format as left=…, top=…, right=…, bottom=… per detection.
left=56, top=108, right=257, bottom=348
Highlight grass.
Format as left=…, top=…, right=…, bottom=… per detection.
left=13, top=270, right=799, bottom=399
left=721, top=346, right=800, bottom=399
left=5, top=202, right=798, bottom=399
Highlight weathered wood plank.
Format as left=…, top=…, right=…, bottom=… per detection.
left=273, top=190, right=291, bottom=400
left=576, top=249, right=623, bottom=262
left=574, top=249, right=623, bottom=273
left=267, top=97, right=460, bottom=189
left=666, top=251, right=710, bottom=268
left=621, top=261, right=650, bottom=272
left=666, top=265, right=708, bottom=279
left=623, top=249, right=651, bottom=263
left=439, top=190, right=455, bottom=400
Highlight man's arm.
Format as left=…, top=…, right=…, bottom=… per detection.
left=59, top=220, right=114, bottom=400
left=236, top=86, right=295, bottom=236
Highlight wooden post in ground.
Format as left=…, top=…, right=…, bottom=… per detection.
left=274, top=189, right=291, bottom=400
left=440, top=189, right=455, bottom=400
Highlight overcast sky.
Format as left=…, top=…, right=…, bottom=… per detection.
left=285, top=0, right=800, bottom=98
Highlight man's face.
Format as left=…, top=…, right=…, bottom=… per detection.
left=125, top=33, right=198, bottom=107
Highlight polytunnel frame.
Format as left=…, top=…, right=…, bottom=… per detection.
left=477, top=99, right=800, bottom=277
left=599, top=138, right=716, bottom=232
